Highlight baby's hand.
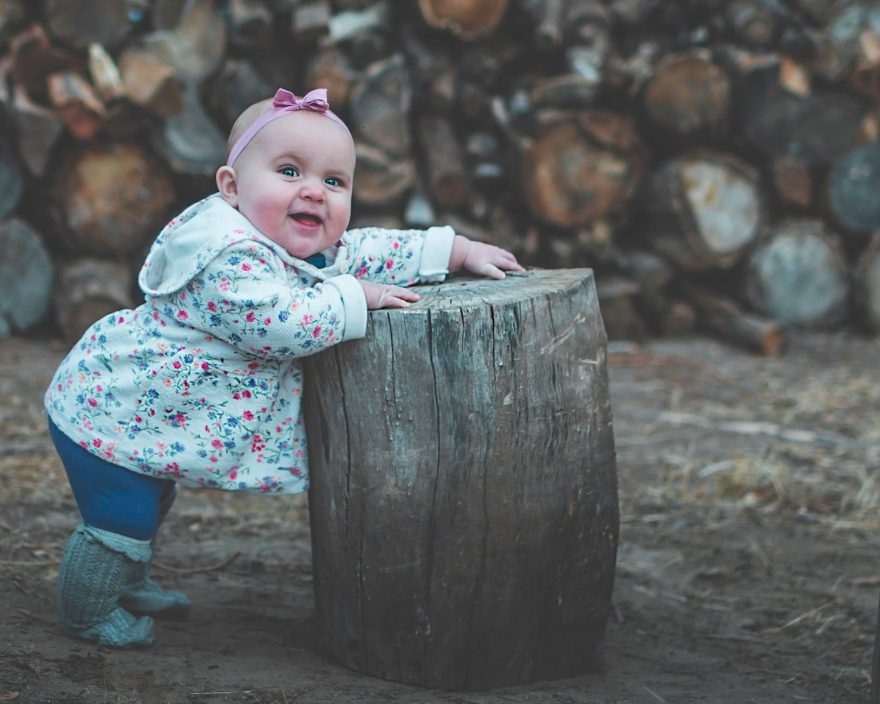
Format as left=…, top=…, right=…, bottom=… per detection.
left=359, top=280, right=420, bottom=310
left=451, top=236, right=525, bottom=280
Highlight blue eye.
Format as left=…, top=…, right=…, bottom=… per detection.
left=325, top=176, right=343, bottom=187
left=280, top=166, right=299, bottom=177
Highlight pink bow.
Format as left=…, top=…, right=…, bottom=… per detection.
left=226, top=87, right=348, bottom=166
left=272, top=88, right=330, bottom=115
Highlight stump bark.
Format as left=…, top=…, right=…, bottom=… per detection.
left=304, top=268, right=619, bottom=691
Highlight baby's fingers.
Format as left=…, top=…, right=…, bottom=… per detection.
left=479, top=262, right=506, bottom=280
left=376, top=286, right=420, bottom=309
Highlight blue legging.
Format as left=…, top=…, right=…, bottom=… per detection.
left=48, top=420, right=174, bottom=540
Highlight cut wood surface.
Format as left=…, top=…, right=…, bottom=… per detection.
left=746, top=218, right=850, bottom=329
left=305, top=268, right=618, bottom=690
left=522, top=112, right=644, bottom=228
left=642, top=50, right=731, bottom=143
left=642, top=151, right=764, bottom=270
left=418, top=0, right=509, bottom=40
left=828, top=143, right=880, bottom=236
left=0, top=217, right=54, bottom=337
left=50, top=142, right=176, bottom=256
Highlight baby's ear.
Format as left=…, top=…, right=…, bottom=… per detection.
left=216, top=165, right=239, bottom=207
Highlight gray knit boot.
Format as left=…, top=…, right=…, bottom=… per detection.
left=119, top=485, right=191, bottom=620
left=57, top=524, right=154, bottom=648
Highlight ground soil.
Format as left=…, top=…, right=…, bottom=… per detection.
left=1, top=330, right=878, bottom=704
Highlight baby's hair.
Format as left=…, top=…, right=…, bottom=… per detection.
left=226, top=97, right=275, bottom=161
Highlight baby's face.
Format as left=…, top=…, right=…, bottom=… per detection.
left=228, top=111, right=356, bottom=259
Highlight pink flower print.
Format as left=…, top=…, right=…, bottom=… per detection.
left=87, top=397, right=98, bottom=407
left=177, top=310, right=188, bottom=320
left=201, top=362, right=209, bottom=371
left=242, top=262, right=251, bottom=271
left=393, top=241, right=400, bottom=249
left=233, top=392, right=240, bottom=400
left=264, top=317, right=271, bottom=325
left=242, top=390, right=252, bottom=398
left=208, top=301, right=217, bottom=312
left=229, top=469, right=238, bottom=480
left=243, top=410, right=254, bottom=421
left=302, top=314, right=314, bottom=325
left=135, top=415, right=143, bottom=423
left=173, top=361, right=182, bottom=369
left=312, top=326, right=322, bottom=338
left=246, top=312, right=256, bottom=323
left=210, top=456, right=218, bottom=463
left=211, top=439, right=223, bottom=449
left=117, top=316, right=125, bottom=323
left=92, top=439, right=102, bottom=448
left=386, top=259, right=394, bottom=269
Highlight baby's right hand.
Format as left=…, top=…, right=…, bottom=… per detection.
left=359, top=280, right=420, bottom=310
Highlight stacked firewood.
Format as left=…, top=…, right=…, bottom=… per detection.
left=1, top=0, right=879, bottom=353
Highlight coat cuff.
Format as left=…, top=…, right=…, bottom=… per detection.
left=324, top=274, right=367, bottom=341
left=418, top=226, right=455, bottom=282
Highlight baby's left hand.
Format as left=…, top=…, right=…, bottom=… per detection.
left=451, top=236, right=525, bottom=280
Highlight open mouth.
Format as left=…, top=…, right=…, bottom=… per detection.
left=291, top=213, right=322, bottom=226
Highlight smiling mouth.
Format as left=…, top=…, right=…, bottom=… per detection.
left=291, top=213, right=322, bottom=226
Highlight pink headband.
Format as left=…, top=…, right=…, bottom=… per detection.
left=226, top=88, right=349, bottom=167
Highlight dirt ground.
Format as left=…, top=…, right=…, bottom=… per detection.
left=1, top=329, right=879, bottom=704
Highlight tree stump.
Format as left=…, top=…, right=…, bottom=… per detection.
left=304, top=268, right=619, bottom=691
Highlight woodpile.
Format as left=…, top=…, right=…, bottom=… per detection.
left=1, top=0, right=879, bottom=351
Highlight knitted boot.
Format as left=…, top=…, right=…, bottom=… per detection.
left=57, top=524, right=154, bottom=648
left=119, top=485, right=191, bottom=620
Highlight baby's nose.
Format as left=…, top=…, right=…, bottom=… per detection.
left=300, top=180, right=325, bottom=201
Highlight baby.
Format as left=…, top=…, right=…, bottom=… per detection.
left=44, top=88, right=523, bottom=648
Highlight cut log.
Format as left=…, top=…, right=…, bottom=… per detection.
left=827, top=143, right=880, bottom=237
left=349, top=53, right=412, bottom=158
left=325, top=2, right=391, bottom=46
left=642, top=50, right=731, bottom=144
left=304, top=48, right=359, bottom=109
left=726, top=0, right=778, bottom=47
left=47, top=70, right=106, bottom=140
left=417, top=115, right=469, bottom=211
left=54, top=258, right=135, bottom=342
left=228, top=0, right=274, bottom=52
left=738, top=62, right=866, bottom=165
left=7, top=86, right=65, bottom=177
left=140, top=0, right=227, bottom=84
left=88, top=43, right=126, bottom=102
left=117, top=46, right=183, bottom=117
left=873, top=590, right=880, bottom=704
left=0, top=135, right=24, bottom=218
left=771, top=154, right=813, bottom=209
left=209, top=59, right=275, bottom=132
left=521, top=111, right=645, bottom=228
left=151, top=81, right=227, bottom=177
left=855, top=233, right=880, bottom=334
left=304, top=268, right=618, bottom=690
left=9, top=23, right=79, bottom=99
left=291, top=1, right=331, bottom=43
left=352, top=142, right=416, bottom=207
left=0, top=217, right=54, bottom=338
left=45, top=0, right=137, bottom=49
left=642, top=150, right=765, bottom=270
left=418, top=0, right=509, bottom=40
left=596, top=274, right=647, bottom=341
left=745, top=218, right=850, bottom=329
left=0, top=0, right=26, bottom=44
left=676, top=281, right=785, bottom=355
left=49, top=142, right=176, bottom=256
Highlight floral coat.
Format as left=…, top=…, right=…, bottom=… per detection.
left=45, top=194, right=454, bottom=494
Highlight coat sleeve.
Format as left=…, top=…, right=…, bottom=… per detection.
left=164, top=239, right=367, bottom=360
left=338, top=225, right=456, bottom=285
